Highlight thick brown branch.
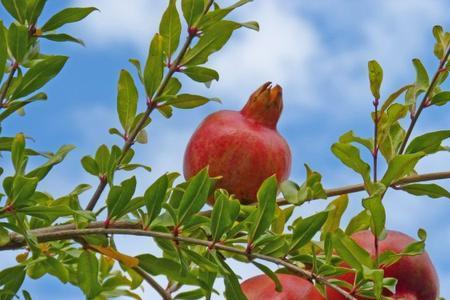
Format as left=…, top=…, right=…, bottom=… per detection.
left=398, top=47, right=450, bottom=154
left=2, top=226, right=355, bottom=299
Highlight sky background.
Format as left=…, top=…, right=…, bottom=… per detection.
left=1, top=0, right=450, bottom=299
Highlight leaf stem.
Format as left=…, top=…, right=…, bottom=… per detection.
left=398, top=47, right=450, bottom=154
left=84, top=0, right=215, bottom=211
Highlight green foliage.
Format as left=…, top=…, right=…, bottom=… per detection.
left=0, top=2, right=448, bottom=300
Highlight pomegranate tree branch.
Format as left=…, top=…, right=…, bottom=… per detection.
left=85, top=0, right=215, bottom=211
left=398, top=47, right=450, bottom=154
left=2, top=226, right=356, bottom=299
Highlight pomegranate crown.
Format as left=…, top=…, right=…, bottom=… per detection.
left=241, top=81, right=283, bottom=129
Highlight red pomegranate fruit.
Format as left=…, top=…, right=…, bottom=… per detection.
left=326, top=230, right=439, bottom=300
left=183, top=82, right=292, bottom=204
left=241, top=274, right=324, bottom=300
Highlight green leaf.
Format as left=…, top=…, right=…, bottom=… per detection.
left=144, top=33, right=164, bottom=98
left=46, top=256, right=69, bottom=283
left=0, top=93, right=47, bottom=122
left=160, top=0, right=181, bottom=58
left=40, top=33, right=85, bottom=46
left=252, top=262, right=282, bottom=292
left=135, top=129, right=148, bottom=144
left=12, top=55, right=68, bottom=99
left=177, top=168, right=211, bottom=225
left=41, top=7, right=98, bottom=32
left=7, top=23, right=29, bottom=63
left=345, top=210, right=371, bottom=235
left=331, top=142, right=371, bottom=184
left=412, top=58, right=429, bottom=90
left=362, top=267, right=384, bottom=299
left=95, top=144, right=110, bottom=175
left=362, top=195, right=386, bottom=239
left=181, top=0, right=205, bottom=26
left=81, top=155, right=99, bottom=176
left=144, top=174, right=169, bottom=227
left=381, top=152, right=425, bottom=186
left=0, top=21, right=7, bottom=83
left=78, top=250, right=100, bottom=298
left=166, top=93, right=213, bottom=109
left=401, top=183, right=450, bottom=199
left=129, top=58, right=143, bottom=83
left=11, top=133, right=25, bottom=173
left=380, top=84, right=413, bottom=115
left=405, top=130, right=450, bottom=154
left=199, top=0, right=252, bottom=29
left=20, top=205, right=73, bottom=220
left=26, top=0, right=47, bottom=24
left=221, top=260, right=247, bottom=300
left=248, top=176, right=278, bottom=243
left=138, top=254, right=200, bottom=285
left=10, top=176, right=39, bottom=207
left=0, top=226, right=10, bottom=246
left=107, top=177, right=136, bottom=220
left=368, top=60, right=383, bottom=99
left=339, top=131, right=373, bottom=152
left=0, top=265, right=25, bottom=300
left=322, top=195, right=348, bottom=236
left=117, top=69, right=138, bottom=133
left=289, top=211, right=328, bottom=252
left=182, top=248, right=219, bottom=273
left=182, top=21, right=240, bottom=66
left=1, top=0, right=26, bottom=23
left=183, top=66, right=219, bottom=83
left=332, top=230, right=372, bottom=270
left=26, top=144, right=75, bottom=180
left=210, top=190, right=240, bottom=242
left=431, top=91, right=450, bottom=106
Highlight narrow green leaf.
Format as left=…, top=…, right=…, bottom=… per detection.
left=210, top=190, right=240, bottom=242
left=248, top=175, right=278, bottom=243
left=331, top=142, right=371, bottom=184
left=95, top=144, right=110, bottom=175
left=431, top=91, right=450, bottom=106
left=380, top=84, right=413, bottom=115
left=381, top=152, right=425, bottom=186
left=26, top=144, right=75, bottom=180
left=332, top=230, right=372, bottom=270
left=78, top=250, right=100, bottom=298
left=40, top=33, right=85, bottom=46
left=177, top=168, right=211, bottom=225
left=412, top=58, right=429, bottom=90
left=252, top=262, right=282, bottom=292
left=182, top=21, right=240, bottom=66
left=0, top=21, right=7, bottom=83
left=144, top=174, right=169, bottom=227
left=144, top=33, right=164, bottom=97
left=166, top=93, right=212, bottom=109
left=322, top=195, right=349, bottom=235
left=290, top=211, right=328, bottom=252
left=0, top=265, right=25, bottom=300
left=41, top=7, right=98, bottom=32
left=199, top=0, right=252, bottom=29
left=401, top=183, right=450, bottom=199
left=26, top=0, right=47, bottom=24
left=1, top=0, right=26, bottom=23
left=183, top=66, right=219, bottom=83
left=107, top=177, right=136, bottom=220
left=368, top=60, right=383, bottom=99
left=12, top=55, right=68, bottom=99
left=117, top=69, right=138, bottom=132
left=129, top=58, right=143, bottom=83
left=160, top=0, right=181, bottom=58
left=0, top=93, right=47, bottom=122
left=81, top=155, right=99, bottom=176
left=46, top=256, right=69, bottom=283
left=11, top=176, right=39, bottom=207
left=362, top=195, right=386, bottom=239
left=11, top=133, right=25, bottom=173
left=339, top=131, right=373, bottom=152
left=405, top=130, right=450, bottom=154
left=345, top=210, right=371, bottom=235
left=181, top=0, right=205, bottom=26
left=7, top=23, right=29, bottom=63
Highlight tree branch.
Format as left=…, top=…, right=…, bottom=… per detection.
left=133, top=266, right=173, bottom=300
left=398, top=47, right=450, bottom=154
left=85, top=0, right=216, bottom=212
left=2, top=226, right=355, bottom=299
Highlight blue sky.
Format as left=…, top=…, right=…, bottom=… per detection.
left=1, top=0, right=450, bottom=299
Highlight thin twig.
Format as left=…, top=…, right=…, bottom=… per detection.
left=2, top=227, right=356, bottom=299
left=398, top=47, right=450, bottom=154
left=134, top=266, right=173, bottom=300
left=85, top=0, right=215, bottom=211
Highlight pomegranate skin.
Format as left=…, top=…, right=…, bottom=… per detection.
left=241, top=274, right=324, bottom=300
left=326, top=230, right=439, bottom=300
left=183, top=83, right=291, bottom=204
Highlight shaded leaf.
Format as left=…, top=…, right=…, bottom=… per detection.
left=1, top=0, right=27, bottom=23
left=290, top=211, right=328, bottom=252
left=210, top=190, right=240, bottom=242
left=183, top=66, right=219, bottom=83
left=144, top=174, right=169, bottom=227
left=431, top=91, right=450, bottom=106
left=181, top=0, right=205, bottom=26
